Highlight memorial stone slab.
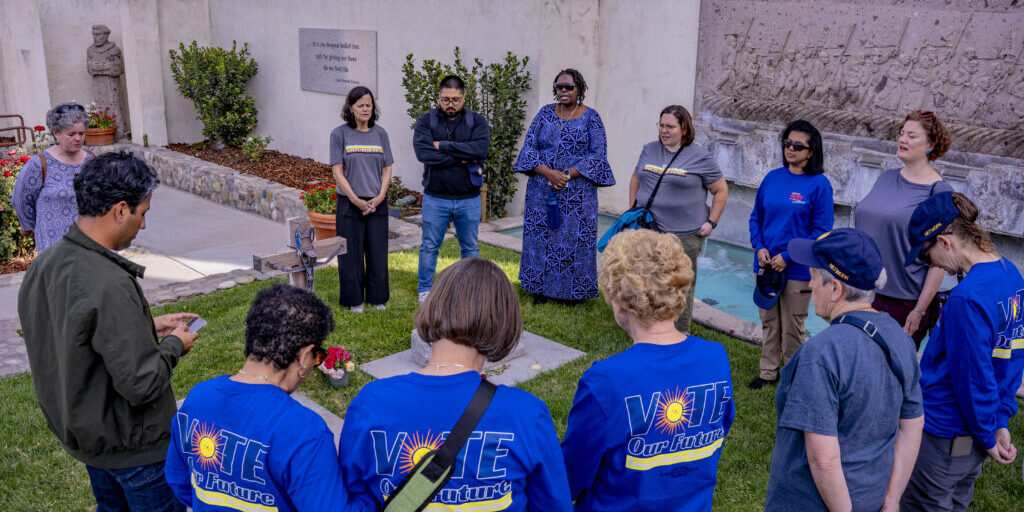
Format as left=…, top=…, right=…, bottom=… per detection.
left=299, top=28, right=377, bottom=96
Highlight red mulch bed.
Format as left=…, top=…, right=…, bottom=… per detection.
left=165, top=142, right=422, bottom=214
left=0, top=256, right=33, bottom=275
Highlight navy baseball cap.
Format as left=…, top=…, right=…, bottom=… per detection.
left=753, top=266, right=787, bottom=310
left=905, top=191, right=959, bottom=266
left=787, top=228, right=883, bottom=290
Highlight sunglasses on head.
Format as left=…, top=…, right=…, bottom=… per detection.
left=916, top=110, right=936, bottom=120
left=312, top=346, right=327, bottom=366
left=782, top=139, right=811, bottom=152
left=554, top=83, right=576, bottom=91
left=55, top=103, right=85, bottom=113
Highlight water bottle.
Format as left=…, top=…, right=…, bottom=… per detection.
left=546, top=187, right=561, bottom=230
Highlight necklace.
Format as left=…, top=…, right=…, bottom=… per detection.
left=556, top=102, right=579, bottom=120
left=431, top=363, right=470, bottom=374
left=238, top=368, right=270, bottom=381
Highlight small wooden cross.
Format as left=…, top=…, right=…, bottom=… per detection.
left=252, top=217, right=346, bottom=291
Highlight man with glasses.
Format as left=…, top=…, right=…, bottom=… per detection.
left=412, top=75, right=490, bottom=303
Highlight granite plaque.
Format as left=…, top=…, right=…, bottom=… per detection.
left=299, top=28, right=377, bottom=95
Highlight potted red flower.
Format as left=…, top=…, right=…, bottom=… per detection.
left=85, top=103, right=117, bottom=146
left=318, top=347, right=354, bottom=388
left=300, top=182, right=337, bottom=240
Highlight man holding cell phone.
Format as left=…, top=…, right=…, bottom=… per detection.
left=18, top=152, right=200, bottom=512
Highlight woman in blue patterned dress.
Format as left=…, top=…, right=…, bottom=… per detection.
left=13, top=103, right=93, bottom=252
left=514, top=69, right=615, bottom=303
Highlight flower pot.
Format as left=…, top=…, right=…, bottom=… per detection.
left=307, top=210, right=337, bottom=240
left=329, top=372, right=349, bottom=388
left=85, top=126, right=116, bottom=146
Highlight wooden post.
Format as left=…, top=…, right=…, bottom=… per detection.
left=252, top=217, right=346, bottom=292
left=480, top=183, right=488, bottom=222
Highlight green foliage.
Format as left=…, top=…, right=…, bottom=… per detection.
left=241, top=135, right=272, bottom=162
left=0, top=148, right=38, bottom=260
left=300, top=183, right=336, bottom=214
left=169, top=41, right=259, bottom=147
left=402, top=48, right=531, bottom=218
left=386, top=176, right=406, bottom=205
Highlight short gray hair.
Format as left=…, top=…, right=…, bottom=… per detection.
left=46, top=103, right=89, bottom=134
left=815, top=267, right=887, bottom=304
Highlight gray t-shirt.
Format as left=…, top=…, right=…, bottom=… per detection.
left=329, top=124, right=394, bottom=198
left=765, top=311, right=923, bottom=512
left=854, top=169, right=951, bottom=300
left=634, top=142, right=722, bottom=235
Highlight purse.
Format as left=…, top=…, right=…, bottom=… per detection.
left=597, top=146, right=684, bottom=252
left=382, top=379, right=497, bottom=512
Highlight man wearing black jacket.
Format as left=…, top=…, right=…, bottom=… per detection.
left=18, top=152, right=199, bottom=511
left=413, top=75, right=490, bottom=302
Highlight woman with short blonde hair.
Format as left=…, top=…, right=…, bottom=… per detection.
left=563, top=229, right=734, bottom=512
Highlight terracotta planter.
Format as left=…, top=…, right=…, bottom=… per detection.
left=307, top=210, right=337, bottom=240
left=85, top=126, right=116, bottom=146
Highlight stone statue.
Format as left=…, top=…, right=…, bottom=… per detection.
left=86, top=25, right=125, bottom=136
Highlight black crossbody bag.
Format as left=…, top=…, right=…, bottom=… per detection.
left=382, top=379, right=497, bottom=512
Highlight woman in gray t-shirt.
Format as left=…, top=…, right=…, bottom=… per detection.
left=854, top=110, right=953, bottom=347
left=628, top=105, right=728, bottom=334
left=329, top=86, right=394, bottom=312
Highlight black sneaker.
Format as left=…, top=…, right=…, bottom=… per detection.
left=748, top=377, right=776, bottom=390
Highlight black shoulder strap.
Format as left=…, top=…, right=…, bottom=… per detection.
left=832, top=314, right=905, bottom=391
left=644, top=146, right=685, bottom=211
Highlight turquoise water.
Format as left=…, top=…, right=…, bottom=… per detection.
left=499, top=214, right=829, bottom=335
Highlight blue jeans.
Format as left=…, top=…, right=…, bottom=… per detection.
left=86, top=461, right=185, bottom=512
left=418, top=194, right=480, bottom=292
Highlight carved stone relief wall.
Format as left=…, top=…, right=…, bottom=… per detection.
left=695, top=1, right=1024, bottom=159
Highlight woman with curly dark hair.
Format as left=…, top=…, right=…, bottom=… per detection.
left=514, top=68, right=614, bottom=304
left=165, top=283, right=356, bottom=511
left=855, top=110, right=953, bottom=347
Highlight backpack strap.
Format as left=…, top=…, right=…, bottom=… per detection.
left=831, top=314, right=905, bottom=392
left=39, top=151, right=47, bottom=185
left=382, top=379, right=497, bottom=512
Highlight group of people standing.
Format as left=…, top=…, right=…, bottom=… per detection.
left=11, top=66, right=1024, bottom=512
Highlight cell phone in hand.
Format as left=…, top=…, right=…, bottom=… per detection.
left=186, top=317, right=207, bottom=333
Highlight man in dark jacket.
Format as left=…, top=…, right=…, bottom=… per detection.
left=18, top=151, right=199, bottom=512
left=413, top=74, right=490, bottom=302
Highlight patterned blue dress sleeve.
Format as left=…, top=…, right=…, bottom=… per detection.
left=11, top=155, right=43, bottom=231
left=570, top=110, right=615, bottom=187
left=514, top=109, right=546, bottom=174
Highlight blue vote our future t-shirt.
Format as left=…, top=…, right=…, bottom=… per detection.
left=765, top=311, right=923, bottom=512
left=339, top=371, right=573, bottom=512
left=919, top=258, right=1024, bottom=450
left=749, top=166, right=834, bottom=281
left=561, top=337, right=735, bottom=512
left=165, top=376, right=353, bottom=512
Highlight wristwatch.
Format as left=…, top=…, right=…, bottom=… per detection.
left=707, top=219, right=718, bottom=229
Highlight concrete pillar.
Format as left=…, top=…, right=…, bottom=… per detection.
left=0, top=0, right=52, bottom=127
left=119, top=0, right=168, bottom=146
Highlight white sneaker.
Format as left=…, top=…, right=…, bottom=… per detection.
left=373, top=304, right=386, bottom=311
left=350, top=305, right=364, bottom=313
left=418, top=291, right=430, bottom=304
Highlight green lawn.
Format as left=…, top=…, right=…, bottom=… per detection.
left=1, top=241, right=1022, bottom=510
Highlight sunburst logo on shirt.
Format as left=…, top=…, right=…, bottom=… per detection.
left=191, top=422, right=225, bottom=471
left=399, top=430, right=444, bottom=474
left=655, top=387, right=694, bottom=435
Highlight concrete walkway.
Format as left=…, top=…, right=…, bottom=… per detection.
left=0, top=186, right=287, bottom=377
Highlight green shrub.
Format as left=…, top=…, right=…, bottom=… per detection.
left=169, top=41, right=259, bottom=147
left=402, top=48, right=531, bottom=219
left=1, top=148, right=38, bottom=260
left=241, top=135, right=272, bottom=162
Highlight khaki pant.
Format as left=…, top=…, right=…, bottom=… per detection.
left=758, top=279, right=811, bottom=380
left=673, top=233, right=704, bottom=334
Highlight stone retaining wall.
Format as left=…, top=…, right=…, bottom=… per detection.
left=98, top=143, right=305, bottom=222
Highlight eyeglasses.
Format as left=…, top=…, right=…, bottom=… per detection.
left=439, top=96, right=465, bottom=106
left=657, top=123, right=681, bottom=130
left=918, top=237, right=938, bottom=265
left=782, top=139, right=811, bottom=152
left=554, top=83, right=576, bottom=91
left=54, top=103, right=85, bottom=113
left=312, top=346, right=327, bottom=366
